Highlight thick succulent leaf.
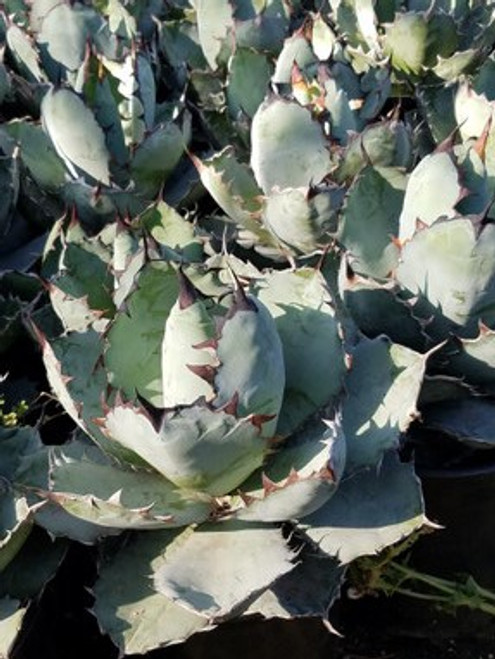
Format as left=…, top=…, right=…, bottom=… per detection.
left=46, top=446, right=212, bottom=529
left=0, top=425, right=43, bottom=481
left=110, top=224, right=147, bottom=307
left=47, top=245, right=114, bottom=333
left=227, top=48, right=273, bottom=120
left=417, top=84, right=457, bottom=144
left=0, top=527, right=67, bottom=600
left=35, top=500, right=122, bottom=544
left=213, top=293, right=286, bottom=430
left=246, top=547, right=344, bottom=619
left=383, top=12, right=429, bottom=75
left=421, top=397, right=495, bottom=449
left=339, top=265, right=429, bottom=351
left=105, top=261, right=179, bottom=407
left=322, top=75, right=362, bottom=143
left=156, top=405, right=269, bottom=496
left=59, top=180, right=117, bottom=227
left=396, top=218, right=495, bottom=338
left=36, top=1, right=88, bottom=75
left=159, top=17, right=207, bottom=75
left=101, top=402, right=267, bottom=496
left=454, top=82, right=494, bottom=143
left=446, top=325, right=495, bottom=393
left=153, top=521, right=296, bottom=618
left=136, top=53, right=156, bottom=131
left=164, top=272, right=286, bottom=423
left=233, top=0, right=291, bottom=54
left=359, top=67, right=391, bottom=121
left=331, top=0, right=379, bottom=50
left=38, top=328, right=101, bottom=428
left=0, top=148, right=19, bottom=236
left=398, top=151, right=464, bottom=243
left=41, top=87, right=111, bottom=185
left=161, top=273, right=220, bottom=408
left=339, top=166, right=405, bottom=278
left=417, top=374, right=475, bottom=408
left=195, top=0, right=233, bottom=69
left=336, top=120, right=412, bottom=183
left=130, top=121, right=186, bottom=198
left=103, top=0, right=137, bottom=38
left=192, top=147, right=274, bottom=245
left=233, top=416, right=345, bottom=522
left=457, top=146, right=491, bottom=216
left=43, top=213, right=114, bottom=280
left=251, top=97, right=331, bottom=193
left=253, top=267, right=346, bottom=436
left=6, top=24, right=44, bottom=82
left=0, top=598, right=26, bottom=658
left=0, top=64, right=10, bottom=105
left=38, top=328, right=138, bottom=462
left=86, top=73, right=128, bottom=168
left=0, top=495, right=33, bottom=571
left=433, top=49, right=479, bottom=81
left=383, top=11, right=458, bottom=77
left=4, top=120, right=66, bottom=191
left=140, top=201, right=203, bottom=263
left=312, top=14, right=336, bottom=61
left=262, top=185, right=343, bottom=254
left=93, top=530, right=210, bottom=655
left=343, top=336, right=428, bottom=473
left=12, top=442, right=122, bottom=544
left=272, top=31, right=317, bottom=84
left=299, top=452, right=428, bottom=564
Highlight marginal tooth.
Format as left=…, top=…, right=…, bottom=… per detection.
left=107, top=489, right=123, bottom=505
left=177, top=269, right=199, bottom=310
left=222, top=391, right=239, bottom=416
left=262, top=473, right=278, bottom=494
left=187, top=363, right=217, bottom=385
left=286, top=468, right=300, bottom=485
left=251, top=413, right=276, bottom=432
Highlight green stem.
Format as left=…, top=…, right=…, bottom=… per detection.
left=380, top=561, right=495, bottom=617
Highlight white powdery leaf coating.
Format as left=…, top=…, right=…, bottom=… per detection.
left=153, top=521, right=296, bottom=618
left=41, top=87, right=111, bottom=184
left=251, top=97, right=331, bottom=193
left=299, top=453, right=430, bottom=564
left=398, top=151, right=462, bottom=243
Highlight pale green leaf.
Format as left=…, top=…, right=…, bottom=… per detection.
left=153, top=521, right=296, bottom=618
left=93, top=530, right=210, bottom=654
left=41, top=87, right=111, bottom=185
left=299, top=452, right=428, bottom=563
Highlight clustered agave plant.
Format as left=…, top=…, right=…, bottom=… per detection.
left=3, top=0, right=495, bottom=655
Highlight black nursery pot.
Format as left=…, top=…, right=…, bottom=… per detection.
left=410, top=431, right=495, bottom=591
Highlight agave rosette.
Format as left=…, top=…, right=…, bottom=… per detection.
left=6, top=0, right=491, bottom=654
left=0, top=0, right=191, bottom=232
left=4, top=197, right=429, bottom=652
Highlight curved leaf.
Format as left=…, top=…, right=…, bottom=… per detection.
left=299, top=452, right=429, bottom=564
left=93, top=530, right=210, bottom=654
left=153, top=521, right=296, bottom=619
left=253, top=267, right=346, bottom=436
left=251, top=97, right=331, bottom=193
left=41, top=87, right=111, bottom=185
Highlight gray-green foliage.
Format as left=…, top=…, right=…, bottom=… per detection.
left=20, top=205, right=428, bottom=654
left=5, top=0, right=495, bottom=655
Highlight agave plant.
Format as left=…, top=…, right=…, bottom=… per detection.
left=337, top=97, right=495, bottom=470
left=0, top=0, right=192, bottom=230
left=0, top=201, right=431, bottom=654
left=3, top=0, right=495, bottom=654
